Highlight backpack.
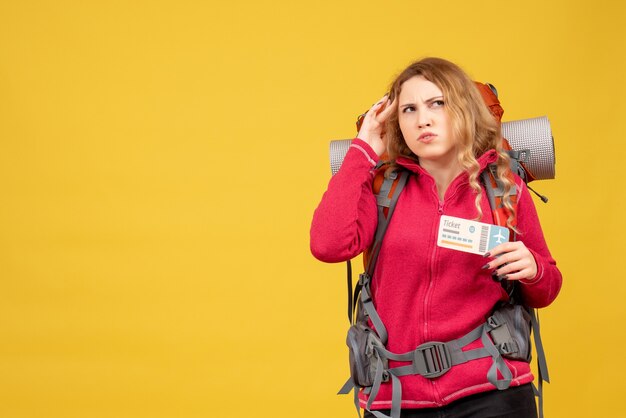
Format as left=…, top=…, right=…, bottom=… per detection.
left=330, top=83, right=555, bottom=418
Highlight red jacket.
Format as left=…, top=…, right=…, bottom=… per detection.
left=310, top=138, right=562, bottom=410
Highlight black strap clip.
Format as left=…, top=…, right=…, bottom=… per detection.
left=358, top=273, right=371, bottom=286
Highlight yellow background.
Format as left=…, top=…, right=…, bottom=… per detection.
left=1, top=1, right=624, bottom=417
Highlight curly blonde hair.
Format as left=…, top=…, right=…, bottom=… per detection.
left=385, top=57, right=516, bottom=228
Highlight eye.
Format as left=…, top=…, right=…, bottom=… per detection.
left=431, top=100, right=445, bottom=108
left=401, top=106, right=415, bottom=113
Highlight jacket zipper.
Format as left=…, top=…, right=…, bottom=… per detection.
left=422, top=198, right=444, bottom=404
left=423, top=181, right=464, bottom=404
left=423, top=198, right=445, bottom=340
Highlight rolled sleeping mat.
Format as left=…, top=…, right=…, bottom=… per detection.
left=329, top=116, right=555, bottom=181
left=501, top=116, right=555, bottom=181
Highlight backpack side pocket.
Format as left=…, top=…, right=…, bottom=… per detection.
left=346, top=323, right=389, bottom=388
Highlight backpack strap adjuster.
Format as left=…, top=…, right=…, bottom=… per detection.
left=497, top=341, right=519, bottom=356
left=358, top=273, right=371, bottom=286
left=487, top=314, right=502, bottom=328
left=508, top=149, right=530, bottom=163
left=413, top=342, right=452, bottom=378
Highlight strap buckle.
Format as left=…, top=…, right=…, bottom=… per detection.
left=358, top=273, right=371, bottom=286
left=497, top=341, right=519, bottom=356
left=358, top=273, right=373, bottom=305
left=508, top=149, right=531, bottom=163
left=487, top=314, right=502, bottom=328
left=413, top=342, right=452, bottom=378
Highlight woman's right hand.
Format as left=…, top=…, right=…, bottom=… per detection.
left=356, top=94, right=395, bottom=157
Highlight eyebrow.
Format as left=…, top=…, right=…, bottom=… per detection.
left=400, top=96, right=444, bottom=108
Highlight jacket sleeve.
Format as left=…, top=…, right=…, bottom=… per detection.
left=310, top=138, right=380, bottom=263
left=514, top=178, right=563, bottom=308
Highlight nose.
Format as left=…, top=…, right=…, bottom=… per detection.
left=417, top=111, right=431, bottom=129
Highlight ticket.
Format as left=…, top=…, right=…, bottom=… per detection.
left=437, top=215, right=509, bottom=255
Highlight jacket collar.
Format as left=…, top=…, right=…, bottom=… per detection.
left=395, top=149, right=498, bottom=176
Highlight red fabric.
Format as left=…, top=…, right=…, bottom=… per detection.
left=474, top=82, right=504, bottom=122
left=310, top=138, right=562, bottom=410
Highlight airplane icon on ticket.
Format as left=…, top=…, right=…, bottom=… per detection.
left=493, top=230, right=507, bottom=244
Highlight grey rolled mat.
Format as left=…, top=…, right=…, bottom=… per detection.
left=329, top=116, right=555, bottom=180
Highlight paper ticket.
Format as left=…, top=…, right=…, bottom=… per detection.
left=437, top=215, right=509, bottom=255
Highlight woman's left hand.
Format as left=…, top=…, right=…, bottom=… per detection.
left=483, top=241, right=538, bottom=281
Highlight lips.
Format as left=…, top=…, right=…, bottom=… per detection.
left=418, top=132, right=437, bottom=143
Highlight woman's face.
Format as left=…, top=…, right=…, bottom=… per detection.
left=398, top=76, right=457, bottom=166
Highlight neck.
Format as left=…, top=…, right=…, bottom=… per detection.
left=419, top=157, right=463, bottom=200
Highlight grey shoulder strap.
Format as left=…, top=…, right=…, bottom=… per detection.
left=347, top=170, right=410, bottom=325
left=367, top=171, right=410, bottom=277
left=480, top=164, right=518, bottom=210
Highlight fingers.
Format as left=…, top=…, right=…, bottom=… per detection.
left=360, top=97, right=386, bottom=129
left=371, top=94, right=389, bottom=112
left=359, top=95, right=390, bottom=132
left=484, top=242, right=517, bottom=258
left=356, top=94, right=394, bottom=156
left=368, top=94, right=391, bottom=117
left=496, top=262, right=536, bottom=281
left=494, top=259, right=532, bottom=276
left=484, top=251, right=514, bottom=270
left=481, top=241, right=537, bottom=281
left=377, top=96, right=396, bottom=121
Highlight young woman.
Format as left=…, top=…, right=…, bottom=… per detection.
left=310, top=58, right=562, bottom=418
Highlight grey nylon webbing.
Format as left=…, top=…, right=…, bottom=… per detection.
left=338, top=378, right=354, bottom=395
left=367, top=374, right=401, bottom=418
left=481, top=171, right=497, bottom=210
left=481, top=324, right=514, bottom=390
left=530, top=308, right=549, bottom=418
left=365, top=356, right=385, bottom=411
left=480, top=166, right=518, bottom=210
left=360, top=284, right=388, bottom=345
left=530, top=308, right=549, bottom=382
left=367, top=172, right=409, bottom=278
left=396, top=324, right=509, bottom=379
